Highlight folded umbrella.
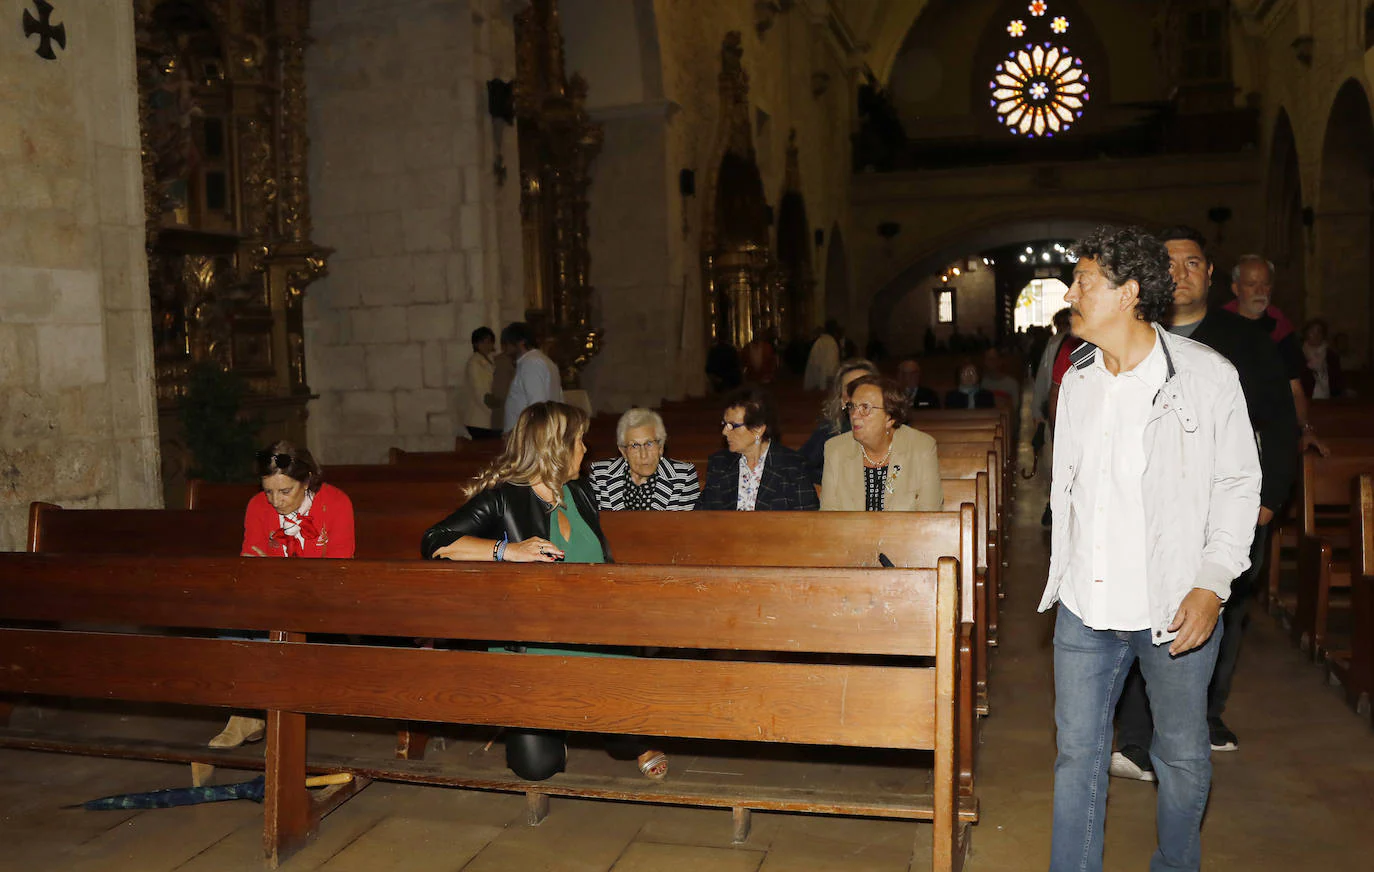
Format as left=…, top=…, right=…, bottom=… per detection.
left=69, top=773, right=351, bottom=811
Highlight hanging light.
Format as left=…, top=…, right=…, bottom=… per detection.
left=1042, top=251, right=1051, bottom=261
left=952, top=266, right=961, bottom=276
left=1019, top=254, right=1028, bottom=263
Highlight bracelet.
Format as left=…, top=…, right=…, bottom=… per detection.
left=494, top=533, right=509, bottom=562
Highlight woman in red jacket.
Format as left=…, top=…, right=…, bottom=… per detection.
left=209, top=442, right=355, bottom=748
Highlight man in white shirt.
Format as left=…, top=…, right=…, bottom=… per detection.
left=1040, top=226, right=1260, bottom=872
left=501, top=321, right=563, bottom=433
left=462, top=327, right=499, bottom=440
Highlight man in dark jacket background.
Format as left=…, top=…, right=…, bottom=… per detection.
left=1110, top=226, right=1299, bottom=781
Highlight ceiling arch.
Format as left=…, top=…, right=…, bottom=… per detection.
left=836, top=0, right=934, bottom=84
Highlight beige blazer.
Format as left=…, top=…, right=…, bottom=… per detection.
left=819, top=425, right=943, bottom=511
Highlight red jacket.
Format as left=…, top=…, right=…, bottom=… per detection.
left=241, top=482, right=355, bottom=558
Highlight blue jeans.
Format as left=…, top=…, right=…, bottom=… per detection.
left=1050, top=605, right=1222, bottom=872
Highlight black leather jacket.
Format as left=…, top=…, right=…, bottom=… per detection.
left=420, top=479, right=613, bottom=561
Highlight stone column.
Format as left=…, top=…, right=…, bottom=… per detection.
left=0, top=0, right=162, bottom=549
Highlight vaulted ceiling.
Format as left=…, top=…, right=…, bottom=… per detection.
left=832, top=0, right=932, bottom=83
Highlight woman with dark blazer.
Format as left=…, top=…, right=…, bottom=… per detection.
left=697, top=386, right=819, bottom=511
left=421, top=401, right=667, bottom=783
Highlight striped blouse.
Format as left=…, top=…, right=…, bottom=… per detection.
left=589, top=456, right=700, bottom=512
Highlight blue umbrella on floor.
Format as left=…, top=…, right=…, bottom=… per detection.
left=67, top=773, right=352, bottom=811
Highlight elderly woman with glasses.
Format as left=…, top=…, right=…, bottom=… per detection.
left=698, top=386, right=819, bottom=511
left=820, top=376, right=942, bottom=512
left=590, top=408, right=699, bottom=511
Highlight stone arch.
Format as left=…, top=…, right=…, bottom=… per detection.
left=1315, top=79, right=1374, bottom=367
left=1264, top=109, right=1306, bottom=323
left=824, top=223, right=850, bottom=327
left=866, top=211, right=1149, bottom=341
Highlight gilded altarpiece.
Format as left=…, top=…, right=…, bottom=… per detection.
left=514, top=0, right=602, bottom=386
left=703, top=32, right=778, bottom=349
left=136, top=0, right=329, bottom=501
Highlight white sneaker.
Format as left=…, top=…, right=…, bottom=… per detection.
left=1108, top=750, right=1156, bottom=782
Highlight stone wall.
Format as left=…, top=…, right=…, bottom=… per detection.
left=303, top=0, right=524, bottom=463
left=564, top=0, right=858, bottom=411
left=0, top=1, right=161, bottom=550
left=885, top=265, right=998, bottom=359
left=1240, top=0, right=1374, bottom=368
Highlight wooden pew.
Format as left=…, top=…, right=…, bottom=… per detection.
left=0, top=553, right=972, bottom=871
left=27, top=501, right=986, bottom=789
left=1327, top=473, right=1374, bottom=718
left=1292, top=451, right=1374, bottom=660
left=1266, top=436, right=1374, bottom=612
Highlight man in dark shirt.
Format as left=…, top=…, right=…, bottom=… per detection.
left=1110, top=226, right=1298, bottom=781
left=1224, top=254, right=1328, bottom=455
left=896, top=355, right=941, bottom=409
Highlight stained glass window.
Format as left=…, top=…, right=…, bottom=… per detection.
left=990, top=2, right=1090, bottom=138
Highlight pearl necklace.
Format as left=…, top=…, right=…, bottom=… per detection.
left=862, top=436, right=897, bottom=497
left=861, top=439, right=893, bottom=468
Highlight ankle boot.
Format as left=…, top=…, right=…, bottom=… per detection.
left=208, top=715, right=266, bottom=749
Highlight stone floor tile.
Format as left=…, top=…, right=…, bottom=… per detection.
left=609, top=842, right=763, bottom=872
left=319, top=816, right=502, bottom=871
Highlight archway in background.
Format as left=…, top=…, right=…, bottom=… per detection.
left=824, top=224, right=850, bottom=329
left=1265, top=110, right=1306, bottom=324
left=1316, top=80, right=1374, bottom=368
left=866, top=213, right=1145, bottom=343
left=1014, top=277, right=1070, bottom=331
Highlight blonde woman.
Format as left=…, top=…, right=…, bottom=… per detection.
left=800, top=358, right=879, bottom=484
left=423, top=401, right=608, bottom=564
left=421, top=401, right=667, bottom=783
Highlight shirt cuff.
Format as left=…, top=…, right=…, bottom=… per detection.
left=1193, top=560, right=1235, bottom=604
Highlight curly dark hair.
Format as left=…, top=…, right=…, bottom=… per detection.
left=1071, top=225, right=1175, bottom=324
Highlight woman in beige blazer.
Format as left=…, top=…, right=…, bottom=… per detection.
left=820, top=375, right=942, bottom=511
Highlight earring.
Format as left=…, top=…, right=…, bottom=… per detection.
left=754, top=435, right=760, bottom=444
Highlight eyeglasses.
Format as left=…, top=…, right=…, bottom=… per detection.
left=721, top=420, right=748, bottom=431
left=621, top=440, right=662, bottom=452
left=256, top=451, right=293, bottom=469
left=844, top=402, right=886, bottom=418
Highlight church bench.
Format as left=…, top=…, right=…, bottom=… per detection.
left=1291, top=451, right=1374, bottom=661
left=25, top=501, right=987, bottom=792
left=0, top=553, right=972, bottom=871
left=187, top=456, right=998, bottom=513
left=1326, top=473, right=1374, bottom=718
left=1265, top=437, right=1374, bottom=613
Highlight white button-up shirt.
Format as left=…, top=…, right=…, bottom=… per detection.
left=1060, top=335, right=1166, bottom=631
left=736, top=443, right=770, bottom=511
left=503, top=349, right=564, bottom=432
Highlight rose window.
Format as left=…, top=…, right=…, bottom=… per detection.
left=989, top=43, right=1090, bottom=137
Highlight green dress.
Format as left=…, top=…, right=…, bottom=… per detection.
left=507, top=485, right=607, bottom=657
left=548, top=485, right=606, bottom=564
